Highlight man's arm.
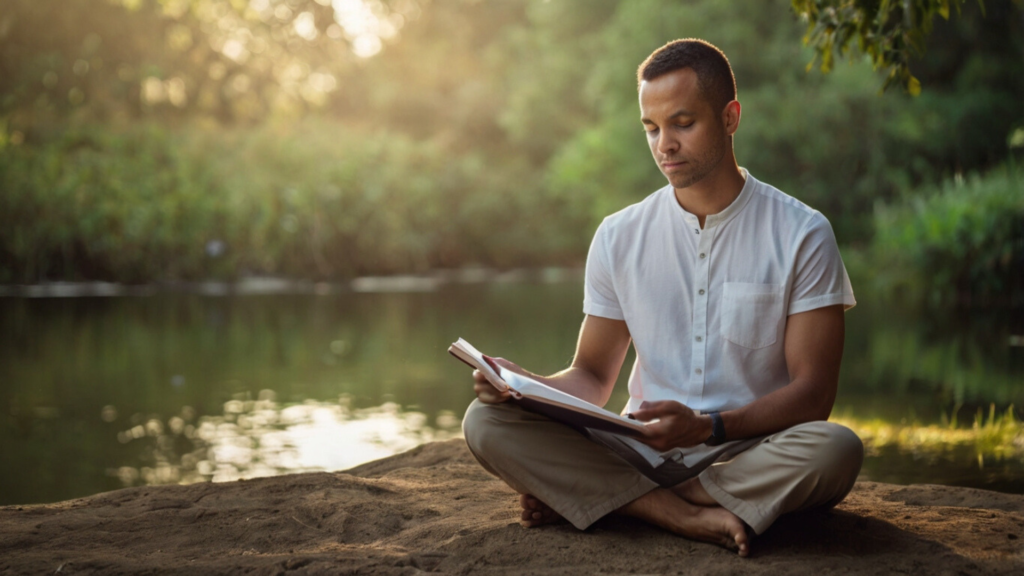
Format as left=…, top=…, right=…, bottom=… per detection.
left=472, top=314, right=631, bottom=407
left=632, top=304, right=845, bottom=451
left=720, top=303, right=845, bottom=436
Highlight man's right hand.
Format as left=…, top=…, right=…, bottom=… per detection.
left=473, top=357, right=525, bottom=404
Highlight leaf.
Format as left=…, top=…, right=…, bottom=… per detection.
left=907, top=75, right=921, bottom=96
left=939, top=0, right=951, bottom=19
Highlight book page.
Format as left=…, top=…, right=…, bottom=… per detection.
left=450, top=338, right=510, bottom=392
left=501, top=371, right=645, bottom=432
left=450, top=337, right=645, bottom=434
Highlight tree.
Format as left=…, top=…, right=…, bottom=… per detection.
left=791, top=0, right=1023, bottom=94
left=0, top=0, right=421, bottom=128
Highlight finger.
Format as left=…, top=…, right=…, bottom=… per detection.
left=642, top=400, right=678, bottom=411
left=637, top=422, right=672, bottom=443
left=474, top=379, right=508, bottom=394
left=474, top=383, right=510, bottom=404
left=629, top=409, right=653, bottom=421
left=477, top=389, right=508, bottom=402
left=630, top=408, right=669, bottom=421
left=488, top=356, right=524, bottom=375
left=631, top=401, right=685, bottom=421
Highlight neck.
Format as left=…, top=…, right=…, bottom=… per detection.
left=673, top=156, right=745, bottom=228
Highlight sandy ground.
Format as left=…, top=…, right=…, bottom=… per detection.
left=2, top=439, right=1022, bottom=575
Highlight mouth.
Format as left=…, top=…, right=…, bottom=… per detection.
left=661, top=160, right=686, bottom=172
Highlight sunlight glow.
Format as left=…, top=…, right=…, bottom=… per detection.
left=294, top=11, right=318, bottom=41
left=110, top=393, right=462, bottom=487
left=331, top=0, right=399, bottom=58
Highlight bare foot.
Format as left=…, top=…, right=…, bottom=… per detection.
left=617, top=488, right=750, bottom=557
left=519, top=494, right=562, bottom=527
left=671, top=477, right=718, bottom=506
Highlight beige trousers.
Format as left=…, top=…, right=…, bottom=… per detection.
left=462, top=399, right=863, bottom=534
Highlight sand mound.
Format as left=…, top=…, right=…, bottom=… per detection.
left=2, top=439, right=1022, bottom=575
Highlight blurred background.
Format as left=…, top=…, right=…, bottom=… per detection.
left=1, top=0, right=1022, bottom=506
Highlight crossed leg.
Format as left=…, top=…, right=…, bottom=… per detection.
left=520, top=477, right=748, bottom=555
left=521, top=477, right=715, bottom=526
left=524, top=473, right=716, bottom=522
left=464, top=399, right=862, bottom=557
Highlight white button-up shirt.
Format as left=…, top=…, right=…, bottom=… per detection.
left=584, top=170, right=855, bottom=422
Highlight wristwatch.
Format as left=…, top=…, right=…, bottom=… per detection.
left=703, top=411, right=727, bottom=446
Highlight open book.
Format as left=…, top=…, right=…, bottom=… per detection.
left=448, top=338, right=648, bottom=436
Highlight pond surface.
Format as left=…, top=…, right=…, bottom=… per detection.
left=2, top=276, right=1023, bottom=505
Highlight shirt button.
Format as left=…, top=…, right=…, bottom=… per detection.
left=696, top=336, right=702, bottom=342
left=699, top=253, right=706, bottom=259
left=695, top=368, right=703, bottom=375
left=699, top=289, right=705, bottom=295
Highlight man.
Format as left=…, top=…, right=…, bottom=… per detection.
left=462, top=38, right=862, bottom=557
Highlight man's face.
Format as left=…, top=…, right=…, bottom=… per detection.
left=639, top=68, right=731, bottom=190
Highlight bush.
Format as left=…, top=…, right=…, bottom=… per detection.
left=871, top=165, right=1024, bottom=306
left=0, top=120, right=592, bottom=283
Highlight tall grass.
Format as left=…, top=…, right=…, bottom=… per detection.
left=832, top=404, right=1024, bottom=464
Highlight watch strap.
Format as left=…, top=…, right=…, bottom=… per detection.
left=704, top=411, right=726, bottom=446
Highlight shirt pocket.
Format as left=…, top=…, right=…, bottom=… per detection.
left=721, top=282, right=785, bottom=349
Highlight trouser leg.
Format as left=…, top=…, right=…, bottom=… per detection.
left=697, top=421, right=864, bottom=535
left=462, top=399, right=659, bottom=530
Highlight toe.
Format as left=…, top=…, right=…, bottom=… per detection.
left=735, top=535, right=749, bottom=557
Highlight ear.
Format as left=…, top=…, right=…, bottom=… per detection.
left=722, top=100, right=741, bottom=136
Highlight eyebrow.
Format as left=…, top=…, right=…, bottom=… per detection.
left=641, top=109, right=696, bottom=125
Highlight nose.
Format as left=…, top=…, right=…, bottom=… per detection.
left=656, top=131, right=679, bottom=156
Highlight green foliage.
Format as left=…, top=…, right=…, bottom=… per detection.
left=871, top=164, right=1024, bottom=306
left=0, top=120, right=591, bottom=282
left=540, top=0, right=1024, bottom=242
left=790, top=0, right=1023, bottom=93
left=1, top=0, right=1022, bottom=281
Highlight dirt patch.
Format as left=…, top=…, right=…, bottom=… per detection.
left=2, top=439, right=1022, bottom=575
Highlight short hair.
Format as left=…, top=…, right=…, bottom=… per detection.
left=637, top=39, right=736, bottom=113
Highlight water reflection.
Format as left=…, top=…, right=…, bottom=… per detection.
left=109, top=391, right=460, bottom=489
left=106, top=391, right=1024, bottom=495
left=1, top=281, right=1022, bottom=505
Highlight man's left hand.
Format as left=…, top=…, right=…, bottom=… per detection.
left=631, top=400, right=712, bottom=451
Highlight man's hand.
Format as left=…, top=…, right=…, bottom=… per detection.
left=631, top=400, right=713, bottom=452
left=472, top=357, right=525, bottom=404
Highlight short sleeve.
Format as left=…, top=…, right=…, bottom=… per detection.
left=788, top=212, right=856, bottom=315
left=583, top=220, right=625, bottom=320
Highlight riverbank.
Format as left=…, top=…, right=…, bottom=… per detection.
left=1, top=439, right=1022, bottom=575
left=0, top=268, right=584, bottom=298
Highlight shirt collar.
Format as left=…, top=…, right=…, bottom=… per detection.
left=672, top=168, right=756, bottom=229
